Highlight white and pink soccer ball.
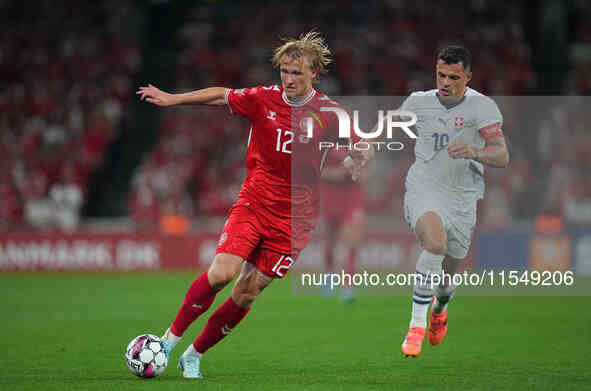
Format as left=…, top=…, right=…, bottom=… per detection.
left=125, top=334, right=168, bottom=378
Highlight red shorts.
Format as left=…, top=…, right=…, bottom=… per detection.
left=216, top=201, right=315, bottom=278
left=321, top=183, right=365, bottom=227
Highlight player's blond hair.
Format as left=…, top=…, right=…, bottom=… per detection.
left=272, top=31, right=332, bottom=83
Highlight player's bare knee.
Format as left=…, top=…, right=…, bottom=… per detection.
left=208, top=266, right=236, bottom=287
left=416, top=212, right=447, bottom=255
left=208, top=254, right=242, bottom=288
left=207, top=270, right=233, bottom=289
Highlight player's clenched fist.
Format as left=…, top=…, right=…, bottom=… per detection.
left=447, top=139, right=477, bottom=160
left=136, top=84, right=177, bottom=106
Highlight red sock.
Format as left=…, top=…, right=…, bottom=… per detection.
left=193, top=297, right=250, bottom=354
left=170, top=272, right=218, bottom=337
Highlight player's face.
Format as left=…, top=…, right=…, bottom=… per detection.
left=279, top=55, right=317, bottom=100
left=436, top=60, right=472, bottom=102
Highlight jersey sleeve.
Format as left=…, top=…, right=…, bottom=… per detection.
left=477, top=98, right=504, bottom=140
left=225, top=86, right=262, bottom=119
left=398, top=93, right=416, bottom=112
left=399, top=92, right=425, bottom=115
left=397, top=92, right=420, bottom=127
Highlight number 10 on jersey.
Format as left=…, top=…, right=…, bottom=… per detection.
left=432, top=132, right=450, bottom=152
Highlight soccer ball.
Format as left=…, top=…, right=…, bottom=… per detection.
left=124, top=334, right=168, bottom=378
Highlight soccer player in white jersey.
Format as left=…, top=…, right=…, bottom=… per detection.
left=397, top=46, right=510, bottom=357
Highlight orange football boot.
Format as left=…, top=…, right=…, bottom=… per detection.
left=401, top=326, right=425, bottom=357
left=428, top=301, right=448, bottom=346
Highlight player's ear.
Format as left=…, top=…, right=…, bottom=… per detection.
left=465, top=70, right=472, bottom=84
left=311, top=69, right=318, bottom=81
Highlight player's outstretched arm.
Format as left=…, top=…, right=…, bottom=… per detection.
left=447, top=136, right=509, bottom=167
left=136, top=84, right=229, bottom=106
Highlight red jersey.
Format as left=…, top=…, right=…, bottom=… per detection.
left=225, top=85, right=350, bottom=223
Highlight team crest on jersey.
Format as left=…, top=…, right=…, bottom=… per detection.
left=234, top=89, right=245, bottom=95
left=298, top=117, right=315, bottom=141
left=454, top=117, right=464, bottom=128
left=298, top=111, right=325, bottom=138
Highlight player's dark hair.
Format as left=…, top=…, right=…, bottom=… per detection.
left=437, top=46, right=472, bottom=72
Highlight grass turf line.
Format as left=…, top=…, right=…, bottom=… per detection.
left=0, top=272, right=589, bottom=391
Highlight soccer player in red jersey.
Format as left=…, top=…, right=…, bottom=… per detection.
left=136, top=31, right=367, bottom=378
left=320, top=146, right=365, bottom=302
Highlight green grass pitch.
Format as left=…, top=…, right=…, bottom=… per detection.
left=1, top=272, right=589, bottom=390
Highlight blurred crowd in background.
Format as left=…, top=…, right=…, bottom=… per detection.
left=0, top=1, right=141, bottom=231
left=1, top=0, right=591, bottom=234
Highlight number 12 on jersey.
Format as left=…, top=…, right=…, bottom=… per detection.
left=271, top=255, right=294, bottom=277
left=275, top=129, right=294, bottom=154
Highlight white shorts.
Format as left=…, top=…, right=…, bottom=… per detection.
left=403, top=191, right=477, bottom=259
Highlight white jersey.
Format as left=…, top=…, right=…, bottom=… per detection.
left=401, top=87, right=503, bottom=208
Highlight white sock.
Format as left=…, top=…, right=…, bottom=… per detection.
left=410, top=250, right=444, bottom=329
left=162, top=328, right=182, bottom=350
left=433, top=283, right=456, bottom=314
left=183, top=344, right=202, bottom=358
